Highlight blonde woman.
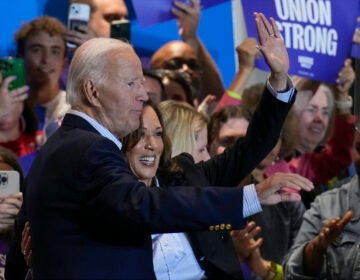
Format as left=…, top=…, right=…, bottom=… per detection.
left=159, top=100, right=210, bottom=163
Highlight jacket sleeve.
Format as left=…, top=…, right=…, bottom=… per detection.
left=5, top=205, right=29, bottom=280
left=198, top=86, right=296, bottom=186
left=70, top=138, right=248, bottom=234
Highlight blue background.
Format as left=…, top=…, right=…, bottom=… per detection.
left=0, top=0, right=236, bottom=88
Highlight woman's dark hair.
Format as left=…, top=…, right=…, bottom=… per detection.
left=121, top=100, right=181, bottom=180
left=143, top=68, right=165, bottom=100
left=208, top=105, right=252, bottom=145
left=157, top=69, right=196, bottom=105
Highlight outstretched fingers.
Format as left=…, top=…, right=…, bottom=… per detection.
left=254, top=12, right=272, bottom=44
left=336, top=210, right=353, bottom=229
left=285, top=174, right=314, bottom=192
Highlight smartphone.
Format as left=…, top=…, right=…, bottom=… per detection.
left=0, top=57, right=25, bottom=91
left=67, top=3, right=91, bottom=48
left=111, top=19, right=131, bottom=42
left=0, top=170, right=20, bottom=196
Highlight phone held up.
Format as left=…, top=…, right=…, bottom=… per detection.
left=111, top=19, right=131, bottom=42
left=0, top=57, right=25, bottom=91
left=67, top=2, right=91, bottom=48
left=0, top=170, right=20, bottom=196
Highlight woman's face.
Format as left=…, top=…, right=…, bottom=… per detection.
left=193, top=127, right=210, bottom=163
left=126, top=106, right=164, bottom=186
left=163, top=79, right=189, bottom=103
left=297, top=85, right=331, bottom=153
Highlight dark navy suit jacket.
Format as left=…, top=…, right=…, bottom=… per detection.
left=8, top=113, right=249, bottom=279
left=6, top=86, right=294, bottom=279
left=162, top=88, right=295, bottom=279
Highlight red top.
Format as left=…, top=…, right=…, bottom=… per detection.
left=0, top=131, right=42, bottom=157
left=265, top=114, right=355, bottom=186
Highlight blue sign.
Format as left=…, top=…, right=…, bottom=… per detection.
left=242, top=0, right=360, bottom=83
left=132, top=0, right=230, bottom=27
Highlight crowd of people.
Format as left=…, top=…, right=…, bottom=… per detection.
left=0, top=0, right=359, bottom=279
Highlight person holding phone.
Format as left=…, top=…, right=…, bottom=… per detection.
left=5, top=13, right=314, bottom=279
left=0, top=72, right=28, bottom=119
left=151, top=0, right=225, bottom=106
left=0, top=72, right=40, bottom=157
left=64, top=0, right=128, bottom=49
left=14, top=16, right=70, bottom=134
left=0, top=146, right=23, bottom=279
left=61, top=0, right=129, bottom=90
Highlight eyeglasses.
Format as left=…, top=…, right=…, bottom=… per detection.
left=163, top=57, right=202, bottom=72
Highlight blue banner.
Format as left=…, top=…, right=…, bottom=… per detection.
left=132, top=0, right=230, bottom=27
left=242, top=0, right=360, bottom=83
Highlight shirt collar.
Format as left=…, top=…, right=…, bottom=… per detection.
left=68, top=109, right=122, bottom=151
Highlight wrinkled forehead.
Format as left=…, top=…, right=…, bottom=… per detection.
left=107, top=47, right=141, bottom=69
left=25, top=31, right=66, bottom=49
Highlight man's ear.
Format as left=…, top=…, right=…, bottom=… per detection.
left=82, top=79, right=101, bottom=107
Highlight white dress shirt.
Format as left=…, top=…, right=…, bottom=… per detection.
left=70, top=82, right=295, bottom=279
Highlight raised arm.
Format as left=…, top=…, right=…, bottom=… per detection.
left=0, top=73, right=28, bottom=118
left=254, top=12, right=289, bottom=91
left=303, top=210, right=353, bottom=276
left=228, top=38, right=260, bottom=93
left=172, top=0, right=225, bottom=101
left=213, top=38, right=260, bottom=112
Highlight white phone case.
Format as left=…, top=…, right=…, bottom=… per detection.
left=0, top=170, right=20, bottom=196
left=67, top=3, right=91, bottom=48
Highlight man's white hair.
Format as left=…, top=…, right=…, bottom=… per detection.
left=66, top=38, right=133, bottom=106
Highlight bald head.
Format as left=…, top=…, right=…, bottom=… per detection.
left=150, top=41, right=202, bottom=95
left=150, top=41, right=197, bottom=69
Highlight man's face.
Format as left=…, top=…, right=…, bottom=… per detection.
left=297, top=85, right=331, bottom=153
left=143, top=76, right=162, bottom=104
left=151, top=42, right=201, bottom=93
left=126, top=105, right=164, bottom=185
left=23, top=31, right=66, bottom=88
left=96, top=49, right=148, bottom=139
left=208, top=117, right=249, bottom=157
left=193, top=127, right=210, bottom=164
left=90, top=0, right=128, bottom=37
left=163, top=79, right=189, bottom=103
